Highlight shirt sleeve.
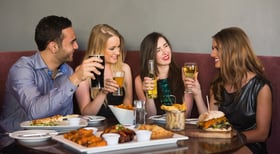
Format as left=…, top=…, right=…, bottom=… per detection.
left=8, top=61, right=76, bottom=119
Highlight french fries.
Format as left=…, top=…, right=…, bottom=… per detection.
left=160, top=102, right=187, bottom=131
left=160, top=102, right=186, bottom=111
left=165, top=110, right=185, bottom=130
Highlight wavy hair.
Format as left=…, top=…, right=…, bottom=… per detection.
left=85, top=24, right=125, bottom=99
left=211, top=27, right=266, bottom=103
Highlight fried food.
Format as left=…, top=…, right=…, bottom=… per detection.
left=160, top=102, right=186, bottom=111
left=64, top=128, right=107, bottom=147
left=31, top=115, right=63, bottom=126
left=101, top=124, right=136, bottom=143
left=116, top=104, right=134, bottom=110
left=137, top=124, right=174, bottom=139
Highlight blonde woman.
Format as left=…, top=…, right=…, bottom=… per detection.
left=76, top=24, right=133, bottom=119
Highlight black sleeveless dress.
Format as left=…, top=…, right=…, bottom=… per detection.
left=219, top=75, right=272, bottom=154
left=97, top=89, right=124, bottom=120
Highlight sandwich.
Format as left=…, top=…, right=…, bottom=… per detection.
left=197, top=111, right=232, bottom=132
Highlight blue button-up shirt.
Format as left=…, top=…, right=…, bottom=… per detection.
left=0, top=52, right=77, bottom=132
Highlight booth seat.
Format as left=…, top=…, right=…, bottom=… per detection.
left=0, top=50, right=279, bottom=153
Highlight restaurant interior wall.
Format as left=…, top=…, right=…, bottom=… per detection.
left=0, top=0, right=280, bottom=56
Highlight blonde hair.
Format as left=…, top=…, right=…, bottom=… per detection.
left=85, top=24, right=126, bottom=99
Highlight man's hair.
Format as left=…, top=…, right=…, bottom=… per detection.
left=35, top=15, right=72, bottom=51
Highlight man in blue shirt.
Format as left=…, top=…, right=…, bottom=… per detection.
left=0, top=15, right=103, bottom=150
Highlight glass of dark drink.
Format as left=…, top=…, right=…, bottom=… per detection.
left=89, top=55, right=105, bottom=89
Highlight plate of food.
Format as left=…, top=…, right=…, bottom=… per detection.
left=82, top=115, right=106, bottom=124
left=20, top=114, right=88, bottom=131
left=9, top=129, right=57, bottom=143
left=52, top=124, right=188, bottom=153
left=185, top=111, right=236, bottom=138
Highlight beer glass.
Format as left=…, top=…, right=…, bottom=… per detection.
left=182, top=62, right=198, bottom=93
left=90, top=55, right=105, bottom=89
left=112, top=71, right=125, bottom=96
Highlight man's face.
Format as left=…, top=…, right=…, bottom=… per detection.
left=56, top=27, right=79, bottom=63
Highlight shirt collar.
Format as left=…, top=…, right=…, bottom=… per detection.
left=34, top=51, right=68, bottom=77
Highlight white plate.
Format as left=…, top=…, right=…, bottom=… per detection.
left=149, top=115, right=198, bottom=125
left=148, top=115, right=166, bottom=123
left=52, top=132, right=188, bottom=153
left=185, top=118, right=199, bottom=125
left=82, top=115, right=106, bottom=124
left=20, top=119, right=88, bottom=131
left=9, top=129, right=57, bottom=143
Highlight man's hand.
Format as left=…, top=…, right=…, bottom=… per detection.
left=69, top=56, right=104, bottom=86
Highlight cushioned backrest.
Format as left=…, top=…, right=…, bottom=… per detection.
left=0, top=51, right=35, bottom=106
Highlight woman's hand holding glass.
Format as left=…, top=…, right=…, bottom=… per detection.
left=102, top=78, right=118, bottom=94
left=112, top=71, right=125, bottom=96
left=182, top=62, right=198, bottom=93
left=182, top=72, right=201, bottom=96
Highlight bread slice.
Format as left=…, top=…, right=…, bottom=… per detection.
left=31, top=115, right=63, bottom=125
left=137, top=124, right=174, bottom=139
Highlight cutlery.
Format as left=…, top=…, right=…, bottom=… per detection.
left=17, top=132, right=59, bottom=137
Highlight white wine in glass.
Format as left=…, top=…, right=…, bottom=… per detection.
left=183, top=62, right=198, bottom=93
left=183, top=62, right=198, bottom=79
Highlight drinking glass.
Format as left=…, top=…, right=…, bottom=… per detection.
left=182, top=62, right=198, bottom=93
left=134, top=100, right=146, bottom=125
left=89, top=55, right=105, bottom=99
left=166, top=110, right=185, bottom=131
left=112, top=71, right=125, bottom=96
left=89, top=55, right=105, bottom=89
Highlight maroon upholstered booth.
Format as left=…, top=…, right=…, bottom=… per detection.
left=0, top=50, right=279, bottom=153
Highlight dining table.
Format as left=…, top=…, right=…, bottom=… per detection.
left=4, top=117, right=246, bottom=154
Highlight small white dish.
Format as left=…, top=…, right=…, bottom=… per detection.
left=68, top=117, right=81, bottom=126
left=84, top=127, right=98, bottom=135
left=102, top=133, right=120, bottom=145
left=136, top=130, right=152, bottom=142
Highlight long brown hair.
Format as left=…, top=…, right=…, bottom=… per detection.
left=211, top=27, right=266, bottom=103
left=139, top=32, right=183, bottom=99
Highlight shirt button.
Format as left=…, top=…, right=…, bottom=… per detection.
left=70, top=89, right=74, bottom=92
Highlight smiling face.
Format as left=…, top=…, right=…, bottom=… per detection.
left=56, top=27, right=78, bottom=63
left=104, top=36, right=121, bottom=64
left=211, top=39, right=221, bottom=68
left=156, top=37, right=171, bottom=66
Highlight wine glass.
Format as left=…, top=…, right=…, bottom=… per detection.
left=112, top=71, right=125, bottom=96
left=182, top=62, right=198, bottom=93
